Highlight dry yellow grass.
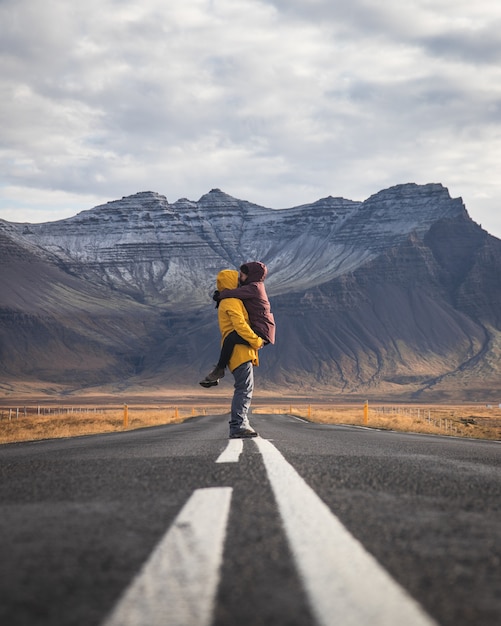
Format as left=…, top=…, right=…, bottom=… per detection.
left=1, top=401, right=500, bottom=444
left=253, top=402, right=501, bottom=440
left=0, top=405, right=228, bottom=444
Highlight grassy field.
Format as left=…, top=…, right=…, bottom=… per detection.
left=254, top=402, right=501, bottom=441
left=0, top=404, right=228, bottom=444
left=0, top=401, right=500, bottom=444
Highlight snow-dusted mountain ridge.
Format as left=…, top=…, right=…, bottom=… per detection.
left=2, top=181, right=501, bottom=399
left=6, top=183, right=466, bottom=309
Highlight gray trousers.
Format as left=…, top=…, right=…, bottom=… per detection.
left=229, top=361, right=254, bottom=434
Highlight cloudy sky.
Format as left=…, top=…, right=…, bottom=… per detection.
left=1, top=0, right=501, bottom=237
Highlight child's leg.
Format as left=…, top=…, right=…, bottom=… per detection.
left=217, top=330, right=249, bottom=369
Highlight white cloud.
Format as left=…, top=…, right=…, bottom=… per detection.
left=0, top=185, right=110, bottom=224
left=1, top=0, right=501, bottom=237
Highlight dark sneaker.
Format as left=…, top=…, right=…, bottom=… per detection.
left=199, top=379, right=219, bottom=388
left=229, top=428, right=258, bottom=438
left=199, top=366, right=225, bottom=387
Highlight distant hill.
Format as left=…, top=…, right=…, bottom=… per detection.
left=1, top=183, right=500, bottom=401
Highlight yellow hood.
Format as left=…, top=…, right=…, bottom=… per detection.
left=217, top=269, right=239, bottom=292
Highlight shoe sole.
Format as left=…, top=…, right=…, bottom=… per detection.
left=199, top=380, right=219, bottom=388
left=229, top=432, right=258, bottom=438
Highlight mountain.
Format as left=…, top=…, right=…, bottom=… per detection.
left=1, top=182, right=500, bottom=400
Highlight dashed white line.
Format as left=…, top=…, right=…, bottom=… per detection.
left=102, top=487, right=232, bottom=626
left=216, top=439, right=243, bottom=463
left=254, top=437, right=437, bottom=626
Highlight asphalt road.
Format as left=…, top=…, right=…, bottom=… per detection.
left=0, top=412, right=499, bottom=626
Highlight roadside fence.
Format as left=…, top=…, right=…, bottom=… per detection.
left=266, top=402, right=472, bottom=436
left=370, top=405, right=460, bottom=434
left=0, top=405, right=222, bottom=425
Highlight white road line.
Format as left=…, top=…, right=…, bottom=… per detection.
left=102, top=487, right=232, bottom=626
left=288, top=415, right=310, bottom=423
left=216, top=439, right=243, bottom=463
left=254, top=438, right=437, bottom=626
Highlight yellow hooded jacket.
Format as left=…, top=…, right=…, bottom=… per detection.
left=216, top=270, right=264, bottom=372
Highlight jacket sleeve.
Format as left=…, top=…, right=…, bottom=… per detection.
left=218, top=283, right=258, bottom=301
left=225, top=304, right=264, bottom=349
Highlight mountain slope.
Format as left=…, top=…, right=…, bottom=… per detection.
left=268, top=217, right=496, bottom=398
left=1, top=183, right=500, bottom=400
left=0, top=227, right=162, bottom=391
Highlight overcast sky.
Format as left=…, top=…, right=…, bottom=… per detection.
left=1, top=0, right=501, bottom=237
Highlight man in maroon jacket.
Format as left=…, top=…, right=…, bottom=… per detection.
left=199, top=261, right=276, bottom=387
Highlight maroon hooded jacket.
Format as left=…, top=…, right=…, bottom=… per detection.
left=218, top=261, right=276, bottom=344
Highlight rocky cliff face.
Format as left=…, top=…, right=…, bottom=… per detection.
left=1, top=183, right=499, bottom=400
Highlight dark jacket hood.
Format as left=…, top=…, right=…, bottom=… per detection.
left=242, top=261, right=267, bottom=283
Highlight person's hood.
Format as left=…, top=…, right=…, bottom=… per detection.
left=217, top=269, right=239, bottom=291
left=242, top=261, right=267, bottom=283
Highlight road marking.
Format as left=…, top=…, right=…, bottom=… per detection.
left=102, top=487, right=232, bottom=626
left=216, top=439, right=243, bottom=463
left=288, top=414, right=309, bottom=423
left=255, top=438, right=437, bottom=626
